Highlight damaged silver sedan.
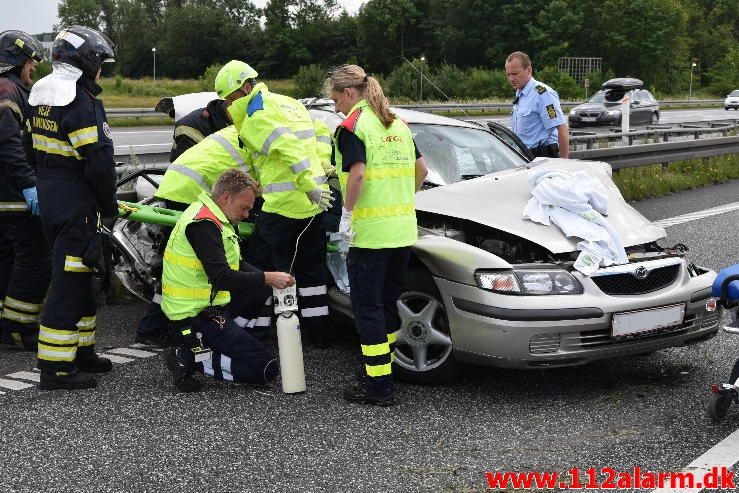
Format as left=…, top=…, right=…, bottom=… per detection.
left=307, top=102, right=720, bottom=384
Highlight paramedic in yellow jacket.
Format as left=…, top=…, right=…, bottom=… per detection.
left=214, top=60, right=333, bottom=347
left=327, top=64, right=427, bottom=407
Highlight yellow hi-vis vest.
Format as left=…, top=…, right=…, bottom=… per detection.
left=161, top=192, right=240, bottom=321
left=156, top=126, right=250, bottom=205
left=228, top=83, right=328, bottom=219
left=335, top=99, right=418, bottom=249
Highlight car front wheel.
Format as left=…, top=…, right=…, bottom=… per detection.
left=393, top=270, right=462, bottom=385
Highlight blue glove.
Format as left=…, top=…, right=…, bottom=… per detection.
left=22, top=187, right=39, bottom=216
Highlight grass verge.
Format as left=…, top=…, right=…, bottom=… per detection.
left=612, top=155, right=739, bottom=201
left=109, top=117, right=174, bottom=127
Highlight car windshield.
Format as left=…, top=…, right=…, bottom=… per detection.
left=588, top=92, right=607, bottom=103
left=730, top=90, right=739, bottom=97
left=410, top=123, right=527, bottom=186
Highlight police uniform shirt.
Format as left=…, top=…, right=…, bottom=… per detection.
left=510, top=77, right=566, bottom=150
left=335, top=130, right=422, bottom=172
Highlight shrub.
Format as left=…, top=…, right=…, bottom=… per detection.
left=294, top=64, right=326, bottom=99
left=200, top=63, right=224, bottom=92
left=464, top=68, right=494, bottom=99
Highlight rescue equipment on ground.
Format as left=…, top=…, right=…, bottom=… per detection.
left=274, top=284, right=306, bottom=394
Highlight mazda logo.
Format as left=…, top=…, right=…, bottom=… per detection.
left=634, top=266, right=649, bottom=279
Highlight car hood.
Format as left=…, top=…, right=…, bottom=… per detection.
left=415, top=159, right=666, bottom=254
left=574, top=102, right=621, bottom=112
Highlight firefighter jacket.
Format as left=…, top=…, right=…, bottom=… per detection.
left=29, top=77, right=118, bottom=222
left=170, top=98, right=231, bottom=163
left=334, top=99, right=418, bottom=249
left=227, top=83, right=328, bottom=220
left=0, top=73, right=36, bottom=216
left=161, top=192, right=240, bottom=321
left=157, top=125, right=249, bottom=205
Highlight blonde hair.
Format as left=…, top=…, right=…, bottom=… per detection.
left=325, top=64, right=396, bottom=128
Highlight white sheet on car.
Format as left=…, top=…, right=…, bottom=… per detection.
left=522, top=168, right=628, bottom=275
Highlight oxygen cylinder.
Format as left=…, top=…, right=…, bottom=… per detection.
left=273, top=285, right=306, bottom=393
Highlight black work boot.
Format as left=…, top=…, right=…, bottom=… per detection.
left=39, top=370, right=97, bottom=391
left=343, top=377, right=395, bottom=407
left=134, top=331, right=171, bottom=348
left=164, top=346, right=201, bottom=393
left=1, top=330, right=38, bottom=351
left=76, top=354, right=113, bottom=373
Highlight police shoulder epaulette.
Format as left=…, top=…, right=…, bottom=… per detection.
left=247, top=92, right=264, bottom=117
left=339, top=107, right=362, bottom=133
left=193, top=205, right=223, bottom=230
left=535, top=85, right=547, bottom=95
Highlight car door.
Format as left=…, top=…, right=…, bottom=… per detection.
left=632, top=90, right=649, bottom=124
left=485, top=121, right=535, bottom=161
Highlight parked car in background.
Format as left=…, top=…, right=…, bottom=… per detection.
left=725, top=90, right=739, bottom=110
left=113, top=95, right=720, bottom=385
left=569, top=78, right=660, bottom=126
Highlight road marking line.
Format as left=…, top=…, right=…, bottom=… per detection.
left=107, top=347, right=158, bottom=358
left=0, top=378, right=34, bottom=390
left=651, top=427, right=739, bottom=492
left=130, top=343, right=163, bottom=352
left=103, top=354, right=135, bottom=364
left=6, top=371, right=40, bottom=383
left=653, top=202, right=739, bottom=228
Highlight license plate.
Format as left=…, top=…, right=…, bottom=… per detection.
left=581, top=117, right=596, bottom=122
left=612, top=304, right=685, bottom=337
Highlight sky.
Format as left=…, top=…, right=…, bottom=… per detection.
left=1, top=0, right=366, bottom=35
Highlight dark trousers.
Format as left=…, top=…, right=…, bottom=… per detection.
left=247, top=211, right=327, bottom=340
left=172, top=309, right=278, bottom=384
left=347, top=247, right=410, bottom=390
left=0, top=215, right=51, bottom=340
left=37, top=212, right=99, bottom=373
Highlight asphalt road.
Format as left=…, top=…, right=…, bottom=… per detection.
left=111, top=107, right=739, bottom=157
left=0, top=181, right=737, bottom=492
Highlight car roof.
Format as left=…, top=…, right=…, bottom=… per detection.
left=302, top=98, right=482, bottom=130
left=601, top=78, right=644, bottom=90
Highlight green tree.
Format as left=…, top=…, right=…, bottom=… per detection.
left=57, top=0, right=104, bottom=30
left=706, top=43, right=739, bottom=95
left=356, top=0, right=424, bottom=73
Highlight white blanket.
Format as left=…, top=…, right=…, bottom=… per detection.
left=523, top=168, right=628, bottom=275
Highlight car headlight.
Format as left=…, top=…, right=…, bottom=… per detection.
left=475, top=269, right=583, bottom=295
left=606, top=110, right=619, bottom=116
left=569, top=109, right=576, bottom=115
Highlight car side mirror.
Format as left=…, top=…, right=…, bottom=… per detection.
left=631, top=100, right=641, bottom=106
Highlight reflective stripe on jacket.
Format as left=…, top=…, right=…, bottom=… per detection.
left=156, top=126, right=250, bottom=205
left=161, top=192, right=240, bottom=321
left=335, top=99, right=418, bottom=249
left=228, top=83, right=328, bottom=219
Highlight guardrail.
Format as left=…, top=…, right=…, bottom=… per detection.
left=107, top=99, right=726, bottom=119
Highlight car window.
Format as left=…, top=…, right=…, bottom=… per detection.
left=410, top=124, right=527, bottom=186
left=588, top=92, right=607, bottom=103
left=645, top=91, right=656, bottom=102
left=730, top=90, right=739, bottom=97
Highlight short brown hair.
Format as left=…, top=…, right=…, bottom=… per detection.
left=506, top=51, right=532, bottom=69
left=211, top=168, right=262, bottom=199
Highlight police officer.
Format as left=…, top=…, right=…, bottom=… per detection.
left=327, top=64, right=428, bottom=406
left=214, top=60, right=334, bottom=347
left=161, top=169, right=294, bottom=392
left=169, top=98, right=230, bottom=162
left=0, top=30, right=51, bottom=350
left=134, top=125, right=252, bottom=346
left=28, top=26, right=118, bottom=390
left=505, top=52, right=569, bottom=158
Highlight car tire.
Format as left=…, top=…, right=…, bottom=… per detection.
left=393, top=269, right=463, bottom=385
left=651, top=112, right=659, bottom=124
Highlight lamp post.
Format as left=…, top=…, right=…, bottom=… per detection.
left=689, top=62, right=696, bottom=100
left=419, top=56, right=425, bottom=101
left=152, top=47, right=157, bottom=82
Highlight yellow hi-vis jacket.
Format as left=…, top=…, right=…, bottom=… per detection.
left=334, top=99, right=418, bottom=249
left=161, top=192, right=240, bottom=321
left=228, top=83, right=328, bottom=219
left=156, top=126, right=250, bottom=205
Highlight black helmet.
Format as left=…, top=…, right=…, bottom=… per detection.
left=0, top=30, right=43, bottom=67
left=52, top=25, right=115, bottom=79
